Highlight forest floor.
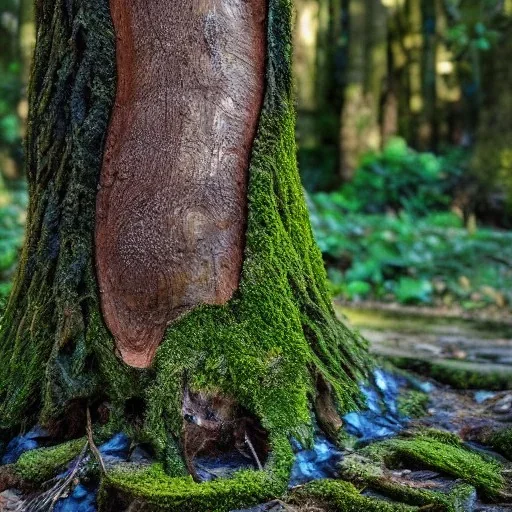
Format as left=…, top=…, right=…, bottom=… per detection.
left=1, top=306, right=511, bottom=511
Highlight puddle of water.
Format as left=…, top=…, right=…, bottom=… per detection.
left=343, top=369, right=413, bottom=443
left=289, top=435, right=343, bottom=486
left=1, top=426, right=49, bottom=465
left=53, top=483, right=97, bottom=512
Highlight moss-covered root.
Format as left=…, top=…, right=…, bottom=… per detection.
left=468, top=426, right=512, bottom=462
left=13, top=437, right=86, bottom=483
left=340, top=432, right=506, bottom=508
left=98, top=434, right=293, bottom=512
left=0, top=438, right=85, bottom=492
left=289, top=480, right=417, bottom=511
left=388, top=357, right=512, bottom=391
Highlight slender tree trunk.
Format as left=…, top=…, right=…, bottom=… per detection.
left=340, top=0, right=387, bottom=181
left=0, top=0, right=368, bottom=508
left=419, top=0, right=437, bottom=150
left=472, top=12, right=512, bottom=219
left=293, top=0, right=344, bottom=190
left=17, top=0, right=36, bottom=138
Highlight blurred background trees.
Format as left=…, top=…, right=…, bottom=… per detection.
left=1, top=0, right=512, bottom=312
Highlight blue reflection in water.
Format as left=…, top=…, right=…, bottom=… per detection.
left=289, top=435, right=343, bottom=487
left=53, top=433, right=131, bottom=512
left=53, top=484, right=97, bottom=512
left=1, top=426, right=49, bottom=464
left=343, top=369, right=413, bottom=443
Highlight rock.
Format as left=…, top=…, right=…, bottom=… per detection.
left=98, top=433, right=131, bottom=467
left=492, top=394, right=512, bottom=414
left=474, top=391, right=497, bottom=404
left=230, top=501, right=285, bottom=512
left=0, top=489, right=23, bottom=511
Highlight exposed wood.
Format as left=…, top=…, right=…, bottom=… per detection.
left=96, top=0, right=267, bottom=367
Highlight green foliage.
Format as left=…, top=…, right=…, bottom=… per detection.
left=446, top=20, right=500, bottom=54
left=310, top=142, right=512, bottom=307
left=0, top=3, right=22, bottom=174
left=335, top=138, right=464, bottom=216
left=312, top=205, right=512, bottom=306
left=0, top=178, right=26, bottom=310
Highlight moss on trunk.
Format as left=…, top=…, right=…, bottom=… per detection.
left=0, top=0, right=368, bottom=492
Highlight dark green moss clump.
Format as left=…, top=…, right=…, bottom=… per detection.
left=487, top=427, right=512, bottom=461
left=289, top=479, right=416, bottom=512
left=14, top=438, right=85, bottom=483
left=397, top=390, right=429, bottom=418
left=359, top=434, right=504, bottom=499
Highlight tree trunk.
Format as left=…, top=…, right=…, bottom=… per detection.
left=472, top=11, right=512, bottom=220
left=17, top=0, right=36, bottom=139
left=293, top=0, right=344, bottom=190
left=339, top=0, right=388, bottom=181
left=0, top=0, right=368, bottom=508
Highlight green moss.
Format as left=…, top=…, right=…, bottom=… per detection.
left=0, top=0, right=117, bottom=427
left=14, top=438, right=85, bottom=483
left=100, top=433, right=293, bottom=511
left=397, top=390, right=429, bottom=418
left=289, top=479, right=417, bottom=511
left=341, top=450, right=480, bottom=511
left=361, top=435, right=504, bottom=499
left=410, top=428, right=463, bottom=447
left=488, top=427, right=512, bottom=460
left=388, top=357, right=512, bottom=391
left=1, top=0, right=369, bottom=508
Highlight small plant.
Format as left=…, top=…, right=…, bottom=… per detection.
left=309, top=141, right=512, bottom=308
left=339, top=138, right=465, bottom=216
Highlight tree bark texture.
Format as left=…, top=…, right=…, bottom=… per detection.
left=0, top=4, right=368, bottom=501
left=96, top=0, right=266, bottom=368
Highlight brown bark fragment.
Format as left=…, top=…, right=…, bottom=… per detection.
left=96, top=0, right=267, bottom=367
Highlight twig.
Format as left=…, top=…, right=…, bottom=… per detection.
left=19, top=441, right=88, bottom=512
left=244, top=432, right=263, bottom=471
left=87, top=407, right=106, bottom=474
left=48, top=443, right=88, bottom=508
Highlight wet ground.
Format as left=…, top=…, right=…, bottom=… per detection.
left=1, top=307, right=511, bottom=511
left=340, top=304, right=512, bottom=370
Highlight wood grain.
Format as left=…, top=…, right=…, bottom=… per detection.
left=96, top=0, right=267, bottom=368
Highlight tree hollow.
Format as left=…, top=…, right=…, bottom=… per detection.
left=96, top=0, right=267, bottom=368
